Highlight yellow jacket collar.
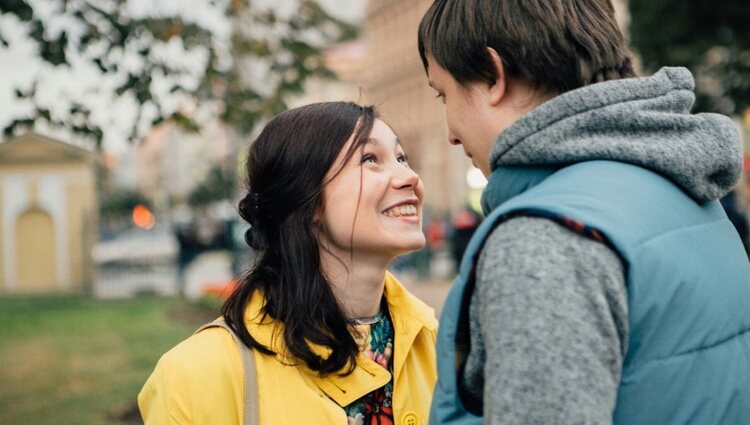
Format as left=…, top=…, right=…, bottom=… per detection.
left=382, top=271, right=438, bottom=332
left=241, top=271, right=436, bottom=406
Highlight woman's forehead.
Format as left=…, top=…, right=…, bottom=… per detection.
left=366, top=119, right=401, bottom=149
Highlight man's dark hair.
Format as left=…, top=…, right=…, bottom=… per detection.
left=223, top=101, right=376, bottom=376
left=418, top=0, right=636, bottom=95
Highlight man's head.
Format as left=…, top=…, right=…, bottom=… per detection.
left=418, top=0, right=635, bottom=175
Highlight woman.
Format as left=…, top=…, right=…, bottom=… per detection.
left=138, top=102, right=437, bottom=425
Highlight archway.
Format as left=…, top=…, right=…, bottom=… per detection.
left=15, top=208, right=57, bottom=292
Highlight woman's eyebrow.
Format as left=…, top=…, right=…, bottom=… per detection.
left=367, top=137, right=402, bottom=148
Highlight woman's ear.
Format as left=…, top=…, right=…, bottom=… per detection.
left=486, top=47, right=507, bottom=107
left=312, top=204, right=327, bottom=238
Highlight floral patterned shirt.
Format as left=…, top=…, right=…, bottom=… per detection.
left=343, top=307, right=395, bottom=425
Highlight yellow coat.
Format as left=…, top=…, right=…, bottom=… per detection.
left=138, top=272, right=438, bottom=425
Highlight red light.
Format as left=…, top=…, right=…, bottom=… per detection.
left=132, top=204, right=156, bottom=229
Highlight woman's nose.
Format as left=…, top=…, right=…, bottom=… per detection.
left=393, top=164, right=421, bottom=189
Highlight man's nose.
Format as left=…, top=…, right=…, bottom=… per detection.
left=448, top=128, right=461, bottom=145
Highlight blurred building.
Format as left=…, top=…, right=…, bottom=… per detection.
left=361, top=0, right=468, bottom=216
left=0, top=133, right=97, bottom=293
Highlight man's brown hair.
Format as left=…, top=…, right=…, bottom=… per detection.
left=418, top=0, right=636, bottom=95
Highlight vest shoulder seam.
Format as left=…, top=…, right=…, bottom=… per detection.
left=632, top=217, right=731, bottom=251
left=630, top=327, right=750, bottom=368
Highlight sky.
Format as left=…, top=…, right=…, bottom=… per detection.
left=0, top=0, right=365, bottom=154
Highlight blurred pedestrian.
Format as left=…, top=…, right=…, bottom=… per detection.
left=450, top=206, right=482, bottom=268
left=174, top=223, right=199, bottom=288
left=139, top=102, right=437, bottom=424
left=721, top=190, right=750, bottom=257
left=418, top=0, right=750, bottom=424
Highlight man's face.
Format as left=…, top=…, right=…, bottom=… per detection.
left=426, top=55, right=496, bottom=176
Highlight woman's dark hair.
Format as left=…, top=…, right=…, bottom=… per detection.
left=222, top=101, right=376, bottom=376
left=418, top=0, right=636, bottom=95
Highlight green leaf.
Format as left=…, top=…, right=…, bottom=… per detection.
left=0, top=0, right=34, bottom=21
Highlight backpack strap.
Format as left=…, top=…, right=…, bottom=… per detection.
left=196, top=318, right=259, bottom=425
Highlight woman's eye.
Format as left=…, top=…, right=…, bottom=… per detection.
left=397, top=154, right=409, bottom=164
left=361, top=154, right=376, bottom=164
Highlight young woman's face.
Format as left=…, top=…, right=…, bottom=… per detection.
left=319, top=119, right=426, bottom=259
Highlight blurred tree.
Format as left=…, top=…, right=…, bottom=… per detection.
left=629, top=0, right=750, bottom=115
left=187, top=164, right=236, bottom=208
left=0, top=0, right=356, bottom=148
left=100, top=188, right=152, bottom=219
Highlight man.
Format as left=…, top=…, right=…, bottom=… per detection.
left=418, top=1, right=750, bottom=424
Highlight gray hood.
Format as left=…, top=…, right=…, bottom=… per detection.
left=489, top=67, right=743, bottom=203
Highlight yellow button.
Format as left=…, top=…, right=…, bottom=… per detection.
left=402, top=412, right=419, bottom=425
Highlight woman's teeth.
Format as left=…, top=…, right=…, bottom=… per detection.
left=383, top=205, right=417, bottom=217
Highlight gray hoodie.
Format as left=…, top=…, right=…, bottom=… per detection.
left=461, top=67, right=743, bottom=424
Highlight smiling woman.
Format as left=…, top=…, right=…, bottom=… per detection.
left=321, top=119, right=425, bottom=264
left=138, top=102, right=437, bottom=425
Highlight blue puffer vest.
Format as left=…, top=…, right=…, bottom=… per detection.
left=430, top=161, right=750, bottom=425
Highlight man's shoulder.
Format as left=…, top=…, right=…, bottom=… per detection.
left=482, top=215, right=590, bottom=253
left=478, top=215, right=623, bottom=277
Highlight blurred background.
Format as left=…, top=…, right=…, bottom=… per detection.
left=0, top=1, right=748, bottom=423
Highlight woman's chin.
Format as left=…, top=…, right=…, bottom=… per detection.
left=390, top=238, right=427, bottom=257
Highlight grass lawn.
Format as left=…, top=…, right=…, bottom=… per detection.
left=0, top=295, right=221, bottom=425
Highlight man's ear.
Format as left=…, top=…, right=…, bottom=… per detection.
left=486, top=47, right=507, bottom=107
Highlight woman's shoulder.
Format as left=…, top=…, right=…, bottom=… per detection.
left=141, top=322, right=244, bottom=400
left=138, top=324, right=244, bottom=423
left=157, top=323, right=242, bottom=374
